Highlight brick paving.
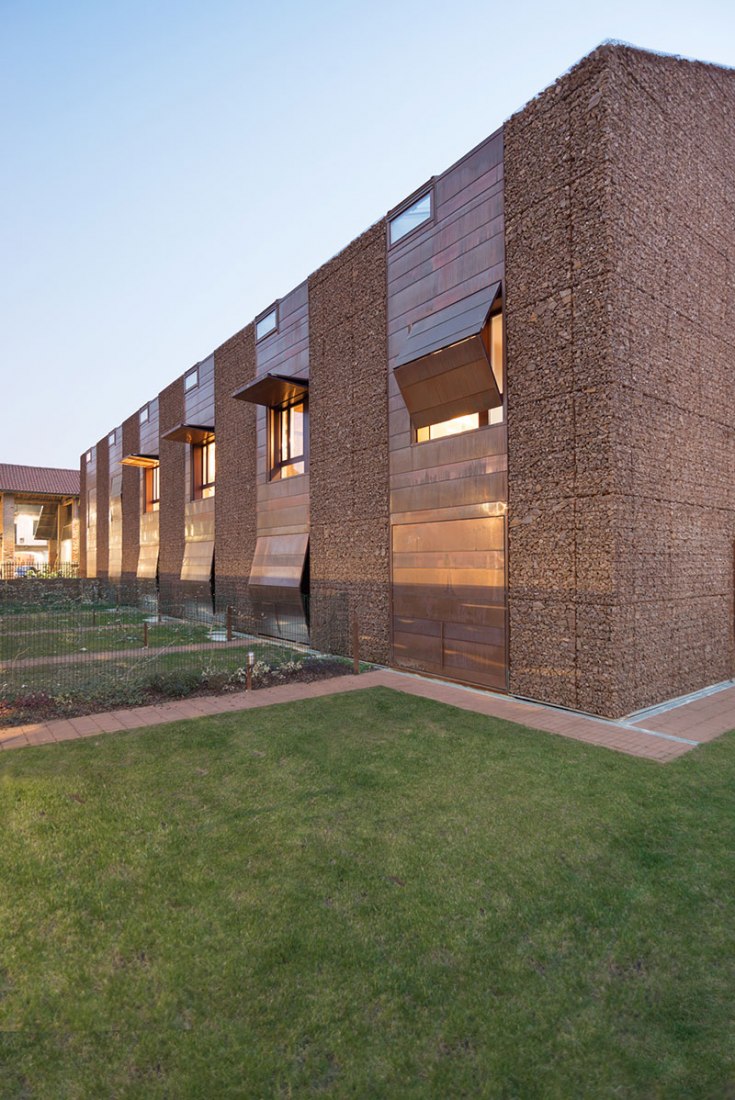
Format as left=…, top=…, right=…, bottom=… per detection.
left=0, top=669, right=733, bottom=763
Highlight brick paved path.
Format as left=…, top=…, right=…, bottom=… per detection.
left=1, top=669, right=733, bottom=763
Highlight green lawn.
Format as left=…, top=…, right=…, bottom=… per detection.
left=1, top=687, right=733, bottom=1098
left=0, top=608, right=214, bottom=661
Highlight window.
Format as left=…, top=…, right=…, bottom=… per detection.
left=185, top=367, right=198, bottom=391
left=389, top=191, right=432, bottom=245
left=416, top=407, right=504, bottom=442
left=86, top=450, right=92, bottom=464
left=193, top=440, right=215, bottom=499
left=108, top=430, right=116, bottom=446
left=256, top=307, right=277, bottom=341
left=144, top=464, right=160, bottom=512
left=269, top=398, right=306, bottom=480
left=140, top=405, right=149, bottom=424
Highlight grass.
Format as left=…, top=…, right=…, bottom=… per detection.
left=0, top=608, right=214, bottom=661
left=0, top=687, right=733, bottom=1098
left=0, top=608, right=320, bottom=717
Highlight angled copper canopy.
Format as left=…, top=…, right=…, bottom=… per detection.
left=394, top=284, right=502, bottom=429
left=161, top=424, right=215, bottom=445
left=232, top=373, right=308, bottom=407
left=122, top=454, right=159, bottom=469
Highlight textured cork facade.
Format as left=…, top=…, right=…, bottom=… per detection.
left=79, top=43, right=735, bottom=718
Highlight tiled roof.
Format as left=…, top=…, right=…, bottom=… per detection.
left=0, top=464, right=80, bottom=497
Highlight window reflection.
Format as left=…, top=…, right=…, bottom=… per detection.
left=389, top=192, right=432, bottom=245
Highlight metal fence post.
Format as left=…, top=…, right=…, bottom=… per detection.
left=226, top=605, right=233, bottom=642
left=352, top=612, right=360, bottom=675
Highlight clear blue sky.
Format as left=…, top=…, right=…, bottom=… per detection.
left=2, top=0, right=734, bottom=469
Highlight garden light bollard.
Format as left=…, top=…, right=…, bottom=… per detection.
left=246, top=650, right=255, bottom=692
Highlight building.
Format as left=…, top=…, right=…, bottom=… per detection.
left=0, top=464, right=80, bottom=577
left=79, top=43, right=735, bottom=718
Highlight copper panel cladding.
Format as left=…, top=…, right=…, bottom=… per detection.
left=245, top=283, right=311, bottom=641
left=249, top=532, right=309, bottom=587
left=387, top=129, right=507, bottom=690
left=181, top=539, right=214, bottom=582
left=136, top=542, right=159, bottom=579
left=249, top=531, right=309, bottom=644
left=137, top=510, right=159, bottom=579
left=107, top=430, right=123, bottom=579
left=394, top=282, right=501, bottom=367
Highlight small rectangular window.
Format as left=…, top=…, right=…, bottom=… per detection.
left=108, top=430, right=116, bottom=446
left=256, top=308, right=277, bottom=341
left=269, top=399, right=306, bottom=480
left=416, top=407, right=503, bottom=443
left=389, top=191, right=432, bottom=245
left=144, top=464, right=160, bottom=512
left=192, top=440, right=216, bottom=499
left=86, top=450, right=92, bottom=464
left=185, top=368, right=198, bottom=391
left=139, top=405, right=149, bottom=424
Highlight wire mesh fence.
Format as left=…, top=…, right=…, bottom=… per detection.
left=0, top=561, right=79, bottom=580
left=0, top=578, right=358, bottom=727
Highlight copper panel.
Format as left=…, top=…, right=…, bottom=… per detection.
left=391, top=472, right=507, bottom=516
left=389, top=192, right=503, bottom=289
left=185, top=354, right=215, bottom=426
left=140, top=510, right=159, bottom=545
left=249, top=532, right=309, bottom=588
left=391, top=504, right=505, bottom=528
left=393, top=620, right=505, bottom=689
left=181, top=539, right=214, bottom=582
left=392, top=585, right=505, bottom=628
left=392, top=628, right=442, bottom=668
left=162, top=424, right=214, bottom=445
left=391, top=423, right=507, bottom=474
left=393, top=517, right=505, bottom=554
left=393, top=549, right=504, bottom=571
left=122, top=453, right=159, bottom=469
left=442, top=638, right=505, bottom=675
left=184, top=497, right=215, bottom=541
left=391, top=452, right=507, bottom=489
left=137, top=543, right=159, bottom=579
left=394, top=336, right=501, bottom=429
left=255, top=282, right=309, bottom=378
left=250, top=585, right=309, bottom=645
left=395, top=283, right=501, bottom=368
left=138, top=511, right=159, bottom=578
left=233, top=373, right=309, bottom=407
left=139, top=397, right=159, bottom=455
left=108, top=488, right=122, bottom=579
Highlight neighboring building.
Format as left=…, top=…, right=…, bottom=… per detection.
left=78, top=44, right=735, bottom=718
left=0, top=464, right=80, bottom=577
